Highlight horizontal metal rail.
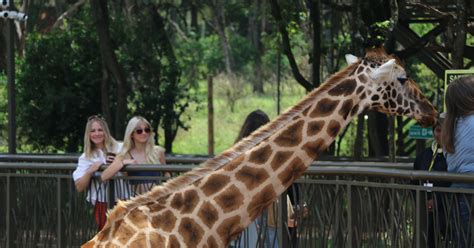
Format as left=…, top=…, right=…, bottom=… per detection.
left=1, top=163, right=474, bottom=247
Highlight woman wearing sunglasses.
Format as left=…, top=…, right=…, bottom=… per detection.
left=101, top=116, right=167, bottom=195
left=72, top=115, right=128, bottom=231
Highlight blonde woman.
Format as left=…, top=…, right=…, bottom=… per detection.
left=101, top=116, right=167, bottom=195
left=72, top=115, right=128, bottom=230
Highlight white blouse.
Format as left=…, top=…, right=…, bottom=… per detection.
left=72, top=143, right=130, bottom=204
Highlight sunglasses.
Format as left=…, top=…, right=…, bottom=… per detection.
left=88, top=114, right=105, bottom=121
left=135, top=128, right=151, bottom=134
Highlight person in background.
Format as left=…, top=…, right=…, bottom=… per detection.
left=441, top=75, right=474, bottom=247
left=413, top=112, right=450, bottom=247
left=231, top=110, right=270, bottom=248
left=101, top=116, right=167, bottom=195
left=72, top=115, right=128, bottom=231
left=230, top=110, right=302, bottom=248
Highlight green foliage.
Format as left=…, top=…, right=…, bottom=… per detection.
left=16, top=12, right=101, bottom=152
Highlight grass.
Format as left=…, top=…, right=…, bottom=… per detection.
left=167, top=79, right=307, bottom=155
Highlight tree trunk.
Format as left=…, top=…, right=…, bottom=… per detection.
left=351, top=0, right=366, bottom=159
left=309, top=0, right=321, bottom=88
left=211, top=0, right=235, bottom=76
left=368, top=111, right=389, bottom=157
left=147, top=4, right=181, bottom=152
left=91, top=0, right=128, bottom=139
left=269, top=0, right=313, bottom=91
left=452, top=0, right=466, bottom=69
left=249, top=0, right=264, bottom=94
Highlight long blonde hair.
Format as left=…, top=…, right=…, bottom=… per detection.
left=118, top=116, right=161, bottom=164
left=83, top=116, right=118, bottom=159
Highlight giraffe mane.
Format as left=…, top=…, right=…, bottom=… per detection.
left=104, top=61, right=362, bottom=225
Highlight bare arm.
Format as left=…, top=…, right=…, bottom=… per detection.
left=75, top=161, right=102, bottom=192
left=101, top=157, right=136, bottom=181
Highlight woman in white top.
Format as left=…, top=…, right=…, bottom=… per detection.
left=72, top=115, right=128, bottom=230
left=101, top=116, right=167, bottom=195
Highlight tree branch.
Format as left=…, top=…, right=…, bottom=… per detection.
left=51, top=0, right=87, bottom=30
left=269, top=0, right=313, bottom=91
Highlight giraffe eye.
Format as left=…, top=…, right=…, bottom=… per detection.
left=397, top=77, right=408, bottom=85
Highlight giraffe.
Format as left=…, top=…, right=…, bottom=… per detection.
left=83, top=47, right=437, bottom=247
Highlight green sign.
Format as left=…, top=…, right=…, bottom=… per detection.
left=444, top=69, right=474, bottom=110
left=409, top=125, right=433, bottom=139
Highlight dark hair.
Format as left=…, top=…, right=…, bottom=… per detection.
left=441, top=76, right=474, bottom=153
left=235, top=109, right=270, bottom=143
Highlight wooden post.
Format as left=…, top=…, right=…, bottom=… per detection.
left=208, top=76, right=214, bottom=156
left=6, top=0, right=16, bottom=154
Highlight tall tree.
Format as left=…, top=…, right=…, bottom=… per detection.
left=248, top=0, right=264, bottom=93
left=90, top=0, right=127, bottom=139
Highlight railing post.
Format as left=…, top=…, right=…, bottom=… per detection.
left=347, top=183, right=352, bottom=248
left=57, top=177, right=64, bottom=247
left=278, top=192, right=290, bottom=247
left=415, top=188, right=420, bottom=248
left=6, top=175, right=11, bottom=248
left=107, top=179, right=116, bottom=209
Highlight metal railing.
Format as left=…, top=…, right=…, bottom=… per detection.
left=1, top=162, right=474, bottom=248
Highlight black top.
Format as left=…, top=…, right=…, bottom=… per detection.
left=413, top=147, right=451, bottom=188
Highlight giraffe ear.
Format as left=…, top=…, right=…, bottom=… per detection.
left=345, top=54, right=359, bottom=65
left=370, top=59, right=396, bottom=81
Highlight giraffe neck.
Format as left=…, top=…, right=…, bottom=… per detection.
left=196, top=75, right=370, bottom=246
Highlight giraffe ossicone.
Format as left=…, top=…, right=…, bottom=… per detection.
left=82, top=46, right=437, bottom=248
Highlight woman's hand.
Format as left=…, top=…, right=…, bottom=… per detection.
left=75, top=161, right=103, bottom=192
left=87, top=161, right=102, bottom=174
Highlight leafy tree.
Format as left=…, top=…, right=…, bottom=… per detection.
left=17, top=15, right=102, bottom=152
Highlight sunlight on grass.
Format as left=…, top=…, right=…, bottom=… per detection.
left=169, top=80, right=307, bottom=155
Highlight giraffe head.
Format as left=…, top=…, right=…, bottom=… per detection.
left=346, top=47, right=437, bottom=127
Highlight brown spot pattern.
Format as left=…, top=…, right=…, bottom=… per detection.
left=356, top=86, right=364, bottom=94
left=328, top=79, right=357, bottom=96
left=235, top=166, right=270, bottom=190
left=151, top=210, right=177, bottom=232
left=182, top=190, right=199, bottom=214
left=128, top=209, right=149, bottom=229
left=327, top=120, right=341, bottom=137
left=307, top=120, right=325, bottom=136
left=350, top=104, right=359, bottom=116
left=310, top=98, right=340, bottom=118
left=217, top=216, right=243, bottom=245
left=358, top=74, right=368, bottom=83
left=178, top=217, right=205, bottom=246
left=201, top=174, right=231, bottom=196
left=207, top=236, right=219, bottom=248
left=171, top=192, right=184, bottom=210
left=248, top=145, right=273, bottom=164
left=302, top=138, right=326, bottom=159
left=270, top=151, right=293, bottom=170
left=224, top=155, right=244, bottom=171
left=112, top=220, right=135, bottom=245
left=128, top=232, right=147, bottom=247
left=215, top=185, right=244, bottom=213
left=169, top=235, right=180, bottom=248
left=247, top=185, right=277, bottom=220
left=274, top=120, right=304, bottom=147
left=339, top=100, right=353, bottom=120
left=197, top=201, right=219, bottom=228
left=302, top=106, right=311, bottom=116
left=148, top=232, right=166, bottom=247
left=278, top=157, right=306, bottom=187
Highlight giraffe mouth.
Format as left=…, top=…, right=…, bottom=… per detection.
left=416, top=114, right=437, bottom=128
